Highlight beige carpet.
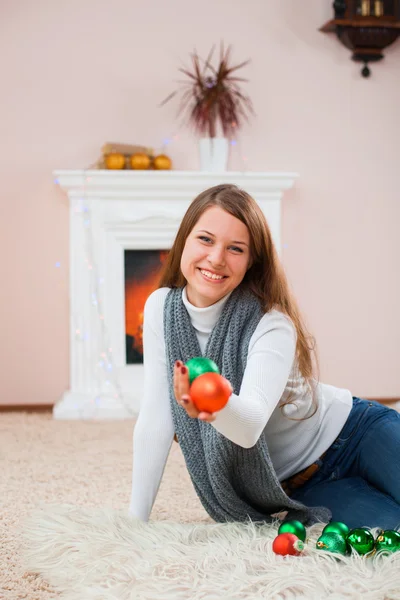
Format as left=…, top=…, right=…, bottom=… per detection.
left=0, top=411, right=212, bottom=599
left=2, top=412, right=400, bottom=600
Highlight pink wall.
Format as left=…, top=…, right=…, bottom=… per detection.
left=1, top=1, right=399, bottom=406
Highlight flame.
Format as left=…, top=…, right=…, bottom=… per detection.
left=125, top=251, right=168, bottom=356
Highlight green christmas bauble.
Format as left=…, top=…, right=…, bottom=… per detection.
left=278, top=520, right=306, bottom=542
left=375, top=530, right=400, bottom=554
left=185, top=357, right=220, bottom=384
left=322, top=521, right=350, bottom=537
left=347, top=528, right=375, bottom=555
left=316, top=532, right=348, bottom=555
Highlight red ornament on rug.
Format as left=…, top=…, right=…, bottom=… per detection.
left=272, top=533, right=305, bottom=556
left=190, top=372, right=232, bottom=413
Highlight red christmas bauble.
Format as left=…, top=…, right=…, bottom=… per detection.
left=190, top=372, right=232, bottom=413
left=272, top=533, right=304, bottom=556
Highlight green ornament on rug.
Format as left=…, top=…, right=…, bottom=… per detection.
left=185, top=357, right=220, bottom=384
left=316, top=531, right=349, bottom=555
left=278, top=520, right=307, bottom=542
left=346, top=528, right=375, bottom=555
left=322, top=521, right=350, bottom=537
left=375, top=530, right=400, bottom=554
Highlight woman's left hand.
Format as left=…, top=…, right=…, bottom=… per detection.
left=173, top=361, right=216, bottom=423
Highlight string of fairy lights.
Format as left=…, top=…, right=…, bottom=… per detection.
left=55, top=131, right=249, bottom=418
left=72, top=171, right=135, bottom=418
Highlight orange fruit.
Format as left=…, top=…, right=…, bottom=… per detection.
left=130, top=152, right=151, bottom=170
left=105, top=152, right=125, bottom=169
left=153, top=154, right=172, bottom=170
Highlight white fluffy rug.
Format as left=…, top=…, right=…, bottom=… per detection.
left=21, top=504, right=400, bottom=600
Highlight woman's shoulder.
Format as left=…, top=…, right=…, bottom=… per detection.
left=144, top=287, right=171, bottom=316
left=252, top=307, right=297, bottom=343
left=143, top=288, right=172, bottom=338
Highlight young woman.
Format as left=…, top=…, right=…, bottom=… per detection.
left=129, top=184, right=400, bottom=529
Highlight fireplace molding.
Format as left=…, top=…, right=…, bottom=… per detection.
left=53, top=170, right=298, bottom=420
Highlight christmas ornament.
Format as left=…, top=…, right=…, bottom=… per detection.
left=190, top=372, right=232, bottom=413
left=105, top=152, right=125, bottom=169
left=316, top=532, right=349, bottom=555
left=130, top=152, right=151, bottom=170
left=375, top=530, right=400, bottom=554
left=185, top=357, right=220, bottom=384
left=322, top=521, right=350, bottom=537
left=272, top=533, right=304, bottom=556
left=278, top=520, right=306, bottom=542
left=153, top=154, right=172, bottom=170
left=347, top=528, right=375, bottom=555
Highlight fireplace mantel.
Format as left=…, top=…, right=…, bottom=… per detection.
left=53, top=170, right=298, bottom=420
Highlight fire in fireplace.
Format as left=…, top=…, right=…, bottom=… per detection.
left=124, top=250, right=169, bottom=363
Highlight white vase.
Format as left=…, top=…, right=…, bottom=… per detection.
left=198, top=137, right=229, bottom=172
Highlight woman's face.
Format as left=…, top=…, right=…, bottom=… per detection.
left=180, top=206, right=252, bottom=307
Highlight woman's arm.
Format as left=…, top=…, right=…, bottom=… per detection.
left=129, top=288, right=174, bottom=521
left=211, top=310, right=297, bottom=448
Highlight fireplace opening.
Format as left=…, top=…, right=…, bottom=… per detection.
left=124, top=250, right=169, bottom=364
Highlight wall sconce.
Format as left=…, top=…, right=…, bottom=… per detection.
left=320, top=0, right=400, bottom=77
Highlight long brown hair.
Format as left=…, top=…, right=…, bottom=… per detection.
left=159, top=184, right=319, bottom=417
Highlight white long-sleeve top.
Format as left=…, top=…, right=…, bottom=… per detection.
left=129, top=287, right=353, bottom=522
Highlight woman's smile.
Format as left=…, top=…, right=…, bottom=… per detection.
left=197, top=268, right=228, bottom=283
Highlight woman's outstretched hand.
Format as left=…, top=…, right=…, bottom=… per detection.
left=173, top=361, right=216, bottom=423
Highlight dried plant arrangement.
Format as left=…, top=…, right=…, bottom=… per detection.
left=161, top=43, right=254, bottom=139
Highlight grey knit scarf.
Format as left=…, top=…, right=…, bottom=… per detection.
left=164, top=286, right=331, bottom=526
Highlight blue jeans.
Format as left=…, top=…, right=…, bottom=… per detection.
left=290, top=397, right=400, bottom=529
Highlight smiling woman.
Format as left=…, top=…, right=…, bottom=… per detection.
left=129, top=183, right=400, bottom=530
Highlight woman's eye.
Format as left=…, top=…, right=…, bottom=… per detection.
left=198, top=236, right=243, bottom=253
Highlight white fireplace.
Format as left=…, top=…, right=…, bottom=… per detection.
left=53, top=170, right=298, bottom=420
